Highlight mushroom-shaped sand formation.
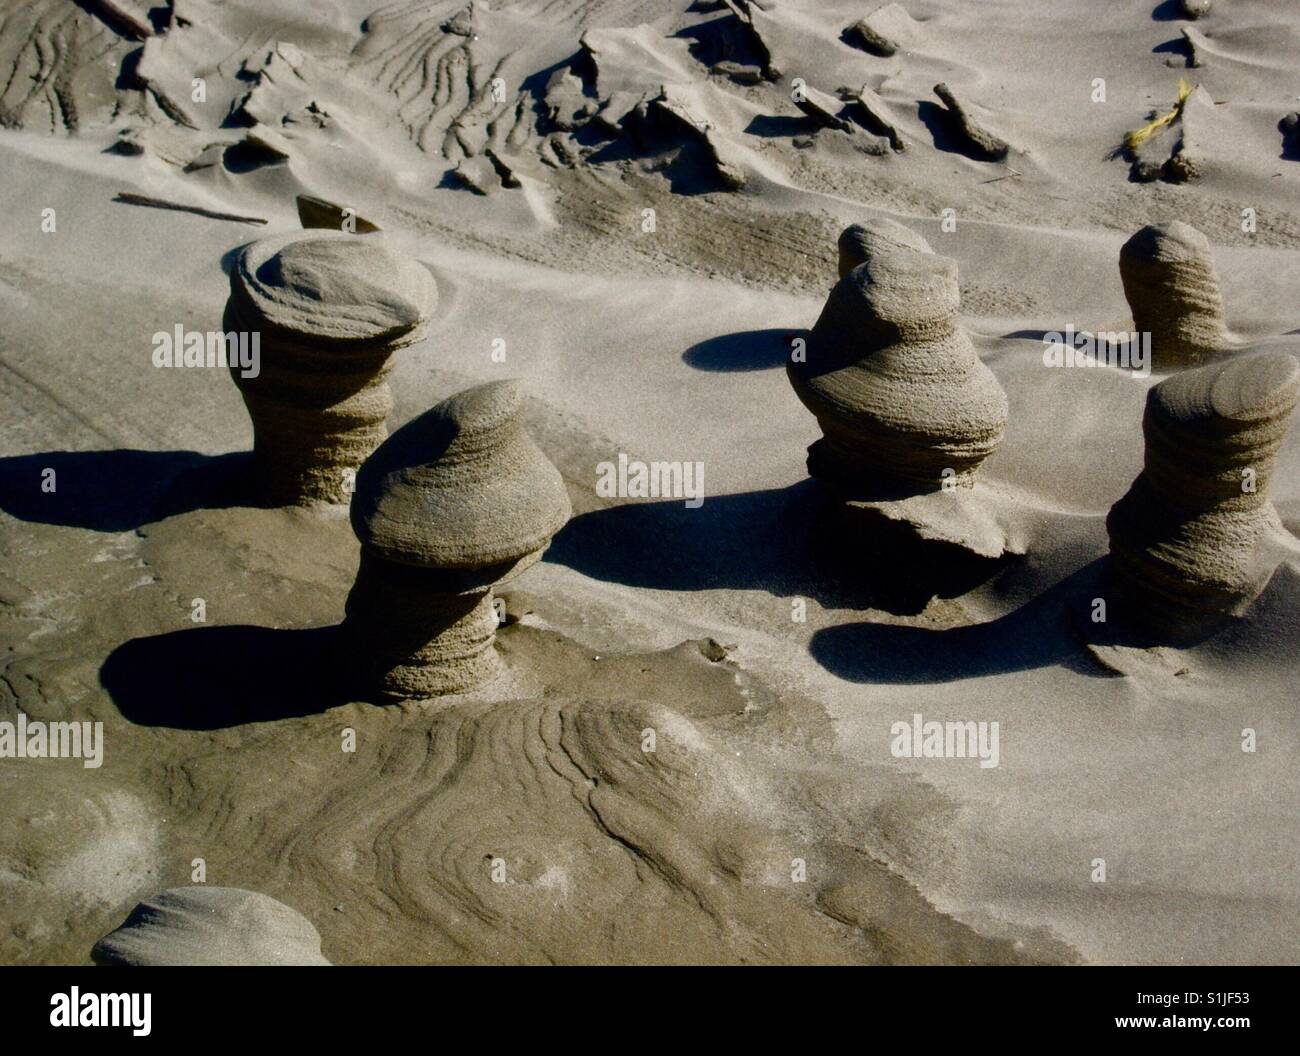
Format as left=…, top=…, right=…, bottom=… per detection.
left=225, top=232, right=438, bottom=505
left=788, top=230, right=1022, bottom=559
left=342, top=380, right=572, bottom=698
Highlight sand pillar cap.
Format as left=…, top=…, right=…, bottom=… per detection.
left=351, top=379, right=572, bottom=582
left=837, top=219, right=933, bottom=279
left=1142, top=350, right=1300, bottom=503
left=229, top=231, right=437, bottom=345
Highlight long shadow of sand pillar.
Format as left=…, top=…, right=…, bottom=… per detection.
left=342, top=380, right=571, bottom=698
left=225, top=232, right=438, bottom=505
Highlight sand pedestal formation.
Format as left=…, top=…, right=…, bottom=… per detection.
left=225, top=232, right=438, bottom=505
left=792, top=238, right=1007, bottom=491
left=790, top=234, right=1020, bottom=558
left=91, top=887, right=331, bottom=966
left=1104, top=352, right=1300, bottom=639
left=1119, top=221, right=1228, bottom=368
left=342, top=380, right=571, bottom=698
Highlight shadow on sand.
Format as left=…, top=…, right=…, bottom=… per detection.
left=681, top=328, right=804, bottom=372
left=808, top=560, right=1117, bottom=683
left=100, top=623, right=349, bottom=729
left=0, top=449, right=265, bottom=531
left=548, top=480, right=1018, bottom=616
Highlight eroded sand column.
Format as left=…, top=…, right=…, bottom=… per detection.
left=790, top=238, right=1008, bottom=493
left=342, top=380, right=571, bottom=698
left=1119, top=221, right=1228, bottom=368
left=1105, top=351, right=1299, bottom=637
left=225, top=232, right=438, bottom=505
left=786, top=230, right=1024, bottom=561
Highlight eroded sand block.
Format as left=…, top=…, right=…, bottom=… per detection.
left=1105, top=352, right=1300, bottom=638
left=721, top=0, right=782, bottom=80
left=932, top=82, right=1009, bottom=161
left=1281, top=112, right=1300, bottom=158
left=847, top=18, right=897, bottom=57
left=92, top=887, right=330, bottom=966
left=296, top=194, right=381, bottom=232
left=852, top=85, right=907, bottom=151
left=628, top=86, right=747, bottom=190
left=88, top=0, right=154, bottom=42
left=1179, top=25, right=1207, bottom=68
left=1119, top=221, right=1227, bottom=367
left=343, top=380, right=571, bottom=698
left=794, top=83, right=854, bottom=133
left=1164, top=85, right=1218, bottom=182
left=837, top=218, right=932, bottom=278
left=543, top=67, right=595, bottom=131
left=846, top=3, right=920, bottom=57
left=1124, top=84, right=1218, bottom=183
left=712, top=60, right=764, bottom=85
left=225, top=232, right=437, bottom=505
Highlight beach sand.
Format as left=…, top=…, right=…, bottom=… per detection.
left=1, top=0, right=1298, bottom=965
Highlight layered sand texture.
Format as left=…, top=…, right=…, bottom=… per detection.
left=3, top=0, right=1300, bottom=967
left=344, top=380, right=571, bottom=697
left=1119, top=220, right=1229, bottom=367
left=1105, top=352, right=1300, bottom=638
left=226, top=232, right=437, bottom=505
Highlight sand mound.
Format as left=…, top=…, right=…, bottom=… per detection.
left=92, top=886, right=330, bottom=966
